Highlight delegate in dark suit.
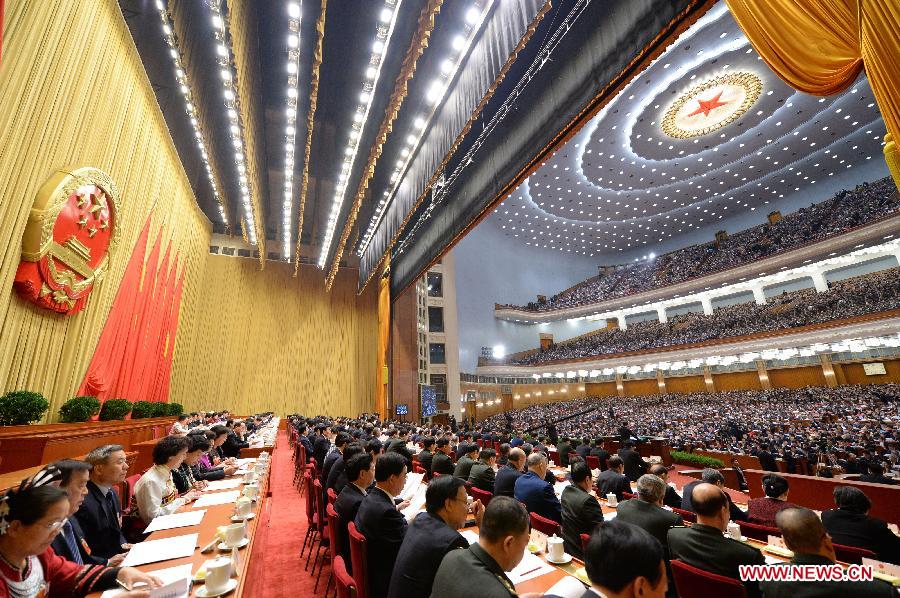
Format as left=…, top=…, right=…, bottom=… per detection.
left=615, top=498, right=683, bottom=553
left=334, top=483, right=366, bottom=570
left=663, top=485, right=682, bottom=509
left=417, top=449, right=434, bottom=477
left=822, top=509, right=900, bottom=565
left=386, top=511, right=467, bottom=598
left=355, top=487, right=408, bottom=598
left=595, top=469, right=630, bottom=501
left=681, top=480, right=747, bottom=521
left=430, top=543, right=517, bottom=598
left=51, top=517, right=108, bottom=565
left=556, top=441, right=572, bottom=466
left=493, top=464, right=523, bottom=498
left=760, top=554, right=894, bottom=597
left=321, top=449, right=341, bottom=486
left=468, top=462, right=496, bottom=493
left=325, top=456, right=347, bottom=494
left=453, top=455, right=477, bottom=480
left=73, top=481, right=127, bottom=561
left=514, top=471, right=561, bottom=523
left=618, top=447, right=648, bottom=482
left=589, top=447, right=609, bottom=470
left=757, top=449, right=778, bottom=472
left=560, top=485, right=604, bottom=559
left=312, top=435, right=330, bottom=469
left=431, top=452, right=454, bottom=476
left=221, top=431, right=248, bottom=459
left=668, top=523, right=765, bottom=598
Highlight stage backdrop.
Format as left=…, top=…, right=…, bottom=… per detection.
left=170, top=256, right=378, bottom=417
left=0, top=0, right=211, bottom=420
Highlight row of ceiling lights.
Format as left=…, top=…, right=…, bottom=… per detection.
left=282, top=2, right=302, bottom=259
left=355, top=1, right=492, bottom=258
left=316, top=0, right=403, bottom=269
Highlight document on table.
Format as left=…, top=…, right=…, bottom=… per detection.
left=100, top=564, right=193, bottom=598
left=460, top=530, right=479, bottom=545
left=205, top=478, right=244, bottom=491
left=507, top=552, right=556, bottom=585
left=543, top=575, right=588, bottom=598
left=398, top=472, right=425, bottom=502
left=553, top=481, right=571, bottom=497
left=234, top=458, right=255, bottom=467
left=121, top=534, right=198, bottom=567
left=144, top=510, right=207, bottom=533
left=193, top=490, right=241, bottom=507
left=401, top=484, right=428, bottom=522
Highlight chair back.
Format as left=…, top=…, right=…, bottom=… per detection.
left=470, top=487, right=493, bottom=506
left=333, top=556, right=357, bottom=598
left=413, top=463, right=426, bottom=476
left=833, top=542, right=876, bottom=565
left=347, top=522, right=368, bottom=598
left=477, top=439, right=484, bottom=447
left=493, top=441, right=501, bottom=452
left=464, top=480, right=474, bottom=496
left=672, top=507, right=697, bottom=523
left=580, top=533, right=590, bottom=554
left=622, top=491, right=636, bottom=500
left=326, top=503, right=342, bottom=565
left=303, top=473, right=315, bottom=525
left=548, top=450, right=560, bottom=464
left=586, top=456, right=600, bottom=470
left=124, top=474, right=141, bottom=508
left=530, top=512, right=561, bottom=537
left=738, top=520, right=780, bottom=542
left=327, top=487, right=338, bottom=505
left=313, top=479, right=326, bottom=533
left=671, top=559, right=747, bottom=598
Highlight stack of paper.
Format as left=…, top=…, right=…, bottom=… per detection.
left=553, top=480, right=571, bottom=497
left=507, top=552, right=556, bottom=585
left=121, top=534, right=198, bottom=567
left=542, top=575, right=589, bottom=598
left=100, top=564, right=193, bottom=598
left=205, top=478, right=244, bottom=491
left=401, top=484, right=428, bottom=521
left=398, top=472, right=425, bottom=502
left=460, top=530, right=479, bottom=545
left=193, top=490, right=241, bottom=508
left=144, top=510, right=206, bottom=533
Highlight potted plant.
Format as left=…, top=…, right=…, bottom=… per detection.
left=0, top=390, right=50, bottom=425
left=58, top=396, right=101, bottom=423
left=151, top=402, right=170, bottom=418
left=130, top=400, right=155, bottom=419
left=98, top=398, right=132, bottom=421
left=167, top=402, right=184, bottom=416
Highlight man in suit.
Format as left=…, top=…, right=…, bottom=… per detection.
left=860, top=463, right=897, bottom=485
left=668, top=483, right=765, bottom=598
left=731, top=458, right=750, bottom=492
left=387, top=428, right=414, bottom=466
left=417, top=437, right=435, bottom=477
left=618, top=442, right=649, bottom=482
left=221, top=422, right=249, bottom=459
left=595, top=456, right=630, bottom=501
left=514, top=452, right=561, bottom=523
left=761, top=507, right=894, bottom=597
left=649, top=464, right=682, bottom=509
left=387, top=475, right=485, bottom=598
left=561, top=461, right=604, bottom=559
left=589, top=439, right=610, bottom=471
left=757, top=445, right=778, bottom=472
left=430, top=497, right=530, bottom=598
left=335, top=453, right=375, bottom=572
left=51, top=459, right=120, bottom=566
left=455, top=434, right=472, bottom=461
left=681, top=468, right=747, bottom=521
left=469, top=448, right=497, bottom=493
left=431, top=438, right=455, bottom=476
left=574, top=439, right=592, bottom=461
left=616, top=474, right=683, bottom=555
left=321, top=432, right=350, bottom=487
left=822, top=486, right=900, bottom=564
left=75, top=445, right=132, bottom=561
left=556, top=437, right=573, bottom=467
left=312, top=424, right=332, bottom=470
left=547, top=520, right=666, bottom=598
left=494, top=448, right=525, bottom=497
left=355, top=452, right=409, bottom=598
left=453, top=444, right=478, bottom=480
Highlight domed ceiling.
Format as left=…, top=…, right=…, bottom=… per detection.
left=488, top=3, right=887, bottom=257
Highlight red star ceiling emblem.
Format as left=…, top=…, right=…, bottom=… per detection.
left=687, top=90, right=729, bottom=118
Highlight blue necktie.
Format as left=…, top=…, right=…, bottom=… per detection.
left=62, top=520, right=84, bottom=565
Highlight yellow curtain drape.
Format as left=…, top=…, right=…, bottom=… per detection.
left=725, top=0, right=900, bottom=186
left=375, top=262, right=390, bottom=420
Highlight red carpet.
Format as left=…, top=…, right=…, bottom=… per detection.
left=251, top=430, right=325, bottom=598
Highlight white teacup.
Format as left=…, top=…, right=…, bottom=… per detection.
left=234, top=497, right=252, bottom=518
left=222, top=522, right=246, bottom=548
left=254, top=461, right=266, bottom=474
left=547, top=535, right=565, bottom=561
left=727, top=521, right=741, bottom=540
left=242, top=471, right=257, bottom=483
left=205, top=557, right=232, bottom=593
left=606, top=493, right=618, bottom=507
left=242, top=484, right=259, bottom=500
left=259, top=451, right=270, bottom=461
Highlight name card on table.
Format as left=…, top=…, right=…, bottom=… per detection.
left=862, top=558, right=900, bottom=586
left=763, top=535, right=793, bottom=558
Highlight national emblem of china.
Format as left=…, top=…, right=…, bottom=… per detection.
left=662, top=72, right=762, bottom=140
left=13, top=167, right=120, bottom=315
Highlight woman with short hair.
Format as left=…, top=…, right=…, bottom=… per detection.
left=129, top=436, right=200, bottom=524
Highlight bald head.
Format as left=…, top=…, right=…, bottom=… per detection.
left=508, top=448, right=526, bottom=468
left=527, top=451, right=548, bottom=470
left=776, top=508, right=828, bottom=556
left=692, top=482, right=729, bottom=530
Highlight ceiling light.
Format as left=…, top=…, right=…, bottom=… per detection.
left=452, top=35, right=465, bottom=51
left=287, top=2, right=300, bottom=18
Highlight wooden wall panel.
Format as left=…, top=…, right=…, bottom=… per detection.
left=665, top=375, right=707, bottom=394
left=170, top=256, right=377, bottom=417
left=585, top=382, right=618, bottom=397
left=390, top=284, right=419, bottom=421
left=838, top=359, right=900, bottom=385
left=767, top=365, right=827, bottom=389
left=0, top=0, right=211, bottom=420
left=623, top=378, right=659, bottom=397
left=711, top=370, right=762, bottom=391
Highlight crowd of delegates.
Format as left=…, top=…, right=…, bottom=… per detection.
left=0, top=410, right=273, bottom=597
left=509, top=176, right=898, bottom=312
left=291, top=410, right=899, bottom=598
left=512, top=266, right=900, bottom=365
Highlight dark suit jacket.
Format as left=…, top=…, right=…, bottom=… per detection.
left=618, top=448, right=648, bottom=482
left=417, top=450, right=434, bottom=476
left=589, top=448, right=610, bottom=470
left=321, top=450, right=341, bottom=486
left=51, top=517, right=108, bottom=565
left=514, top=471, right=561, bottom=523
left=387, top=442, right=414, bottom=467
left=431, top=452, right=454, bottom=476
left=313, top=435, right=330, bottom=469
left=560, top=485, right=604, bottom=559
left=615, top=499, right=683, bottom=552
left=468, top=462, right=496, bottom=493
left=556, top=442, right=572, bottom=466
left=663, top=484, right=682, bottom=509
left=355, top=486, right=408, bottom=598
left=493, top=464, right=523, bottom=497
left=387, top=511, right=467, bottom=598
left=73, top=481, right=127, bottom=560
left=668, top=523, right=765, bottom=598
left=221, top=431, right=248, bottom=458
left=325, top=455, right=347, bottom=494
left=595, top=469, right=630, bottom=501
left=822, top=509, right=900, bottom=565
left=757, top=450, right=778, bottom=472
left=430, top=543, right=517, bottom=598
left=575, top=444, right=591, bottom=460
left=334, top=483, right=367, bottom=570
left=453, top=456, right=477, bottom=480
left=681, top=480, right=747, bottom=521
left=759, top=553, right=894, bottom=597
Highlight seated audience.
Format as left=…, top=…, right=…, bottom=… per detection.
left=169, top=414, right=190, bottom=436
left=590, top=439, right=610, bottom=471
left=556, top=437, right=573, bottom=466
left=49, top=459, right=111, bottom=566
left=469, top=448, right=497, bottom=493
left=417, top=437, right=435, bottom=476
left=496, top=443, right=510, bottom=466
left=129, top=436, right=200, bottom=524
left=821, top=486, right=900, bottom=565
left=761, top=508, right=895, bottom=597
left=431, top=438, right=455, bottom=477
left=75, top=444, right=131, bottom=561
left=221, top=421, right=249, bottom=459
left=514, top=452, right=561, bottom=523
left=334, top=453, right=374, bottom=572
left=387, top=476, right=484, bottom=598
left=453, top=444, right=478, bottom=480
left=561, top=461, right=604, bottom=559
left=616, top=474, right=683, bottom=557
left=430, top=497, right=531, bottom=598
left=618, top=442, right=649, bottom=482
left=172, top=434, right=210, bottom=494
left=192, top=429, right=237, bottom=481
left=859, top=463, right=897, bottom=485
left=596, top=456, right=630, bottom=502
left=355, top=451, right=409, bottom=598
left=321, top=432, right=350, bottom=488
left=649, top=464, right=681, bottom=509
left=669, top=483, right=765, bottom=597
left=494, top=447, right=525, bottom=497
left=327, top=441, right=364, bottom=495
left=681, top=468, right=747, bottom=522
left=747, top=474, right=800, bottom=527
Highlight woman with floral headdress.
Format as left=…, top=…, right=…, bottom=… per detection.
left=0, top=467, right=161, bottom=597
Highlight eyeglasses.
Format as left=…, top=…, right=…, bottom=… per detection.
left=43, top=519, right=67, bottom=532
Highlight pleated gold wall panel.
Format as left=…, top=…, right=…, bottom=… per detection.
left=170, top=256, right=378, bottom=417
left=0, top=0, right=211, bottom=420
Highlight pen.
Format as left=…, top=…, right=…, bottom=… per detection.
left=115, top=579, right=132, bottom=591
